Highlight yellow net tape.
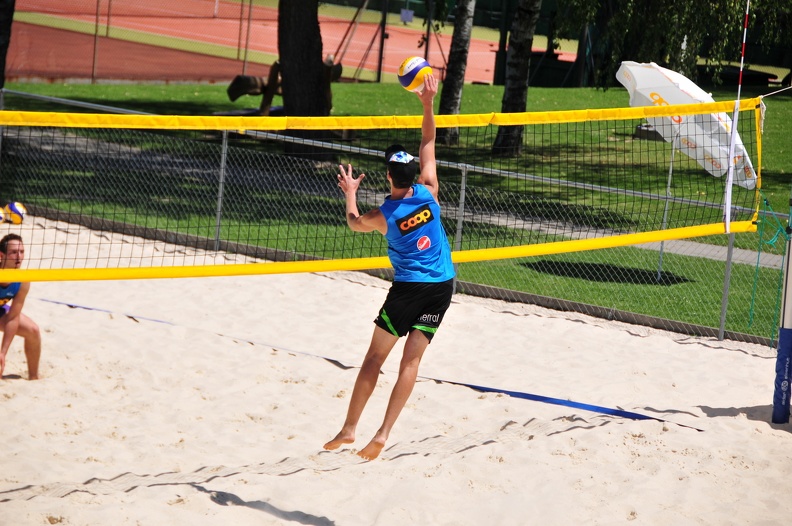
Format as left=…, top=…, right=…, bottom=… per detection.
left=0, top=98, right=763, bottom=130
left=0, top=220, right=756, bottom=282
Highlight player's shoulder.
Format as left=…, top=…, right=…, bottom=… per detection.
left=416, top=180, right=439, bottom=199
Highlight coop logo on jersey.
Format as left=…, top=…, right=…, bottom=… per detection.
left=416, top=235, right=431, bottom=251
left=397, top=204, right=434, bottom=235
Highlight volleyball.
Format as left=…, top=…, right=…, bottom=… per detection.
left=5, top=202, right=27, bottom=224
left=398, top=56, right=432, bottom=93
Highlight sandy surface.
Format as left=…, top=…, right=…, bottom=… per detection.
left=0, top=219, right=789, bottom=525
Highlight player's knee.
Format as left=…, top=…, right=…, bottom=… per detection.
left=24, top=319, right=41, bottom=342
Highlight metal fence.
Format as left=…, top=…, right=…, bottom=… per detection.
left=0, top=89, right=785, bottom=348
left=8, top=1, right=577, bottom=86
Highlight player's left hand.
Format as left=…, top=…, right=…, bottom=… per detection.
left=337, top=163, right=365, bottom=195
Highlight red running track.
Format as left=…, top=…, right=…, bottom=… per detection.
left=8, top=3, right=574, bottom=84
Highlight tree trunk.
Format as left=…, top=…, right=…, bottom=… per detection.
left=278, top=0, right=333, bottom=158
left=0, top=0, right=15, bottom=89
left=437, top=0, right=476, bottom=146
left=278, top=0, right=328, bottom=117
left=492, top=0, right=542, bottom=157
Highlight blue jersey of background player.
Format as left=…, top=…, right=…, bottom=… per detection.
left=325, top=73, right=455, bottom=461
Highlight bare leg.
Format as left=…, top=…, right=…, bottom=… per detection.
left=19, top=314, right=41, bottom=380
left=324, top=327, right=398, bottom=451
left=358, top=330, right=429, bottom=461
left=0, top=313, right=41, bottom=380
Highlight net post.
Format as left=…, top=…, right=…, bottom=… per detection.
left=772, top=224, right=792, bottom=423
left=718, top=233, right=736, bottom=340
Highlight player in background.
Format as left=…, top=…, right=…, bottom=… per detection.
left=0, top=233, right=42, bottom=380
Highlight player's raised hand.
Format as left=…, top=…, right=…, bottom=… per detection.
left=337, top=163, right=365, bottom=195
left=418, top=73, right=438, bottom=103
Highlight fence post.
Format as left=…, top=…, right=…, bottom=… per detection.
left=236, top=0, right=245, bottom=61
left=657, top=132, right=679, bottom=282
left=772, top=227, right=792, bottom=424
left=377, top=0, right=389, bottom=83
left=92, top=0, right=101, bottom=84
left=452, top=165, right=469, bottom=294
left=242, top=0, right=254, bottom=76
left=106, top=0, right=113, bottom=37
left=214, top=131, right=229, bottom=251
left=424, top=0, right=433, bottom=60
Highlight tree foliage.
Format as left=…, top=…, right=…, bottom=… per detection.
left=416, top=0, right=450, bottom=50
left=556, top=0, right=792, bottom=87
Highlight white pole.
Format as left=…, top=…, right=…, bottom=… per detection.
left=724, top=2, right=751, bottom=231
left=718, top=0, right=750, bottom=337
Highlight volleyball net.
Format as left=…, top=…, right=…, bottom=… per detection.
left=0, top=96, right=781, bottom=342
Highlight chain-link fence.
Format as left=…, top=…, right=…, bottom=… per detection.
left=0, top=90, right=784, bottom=348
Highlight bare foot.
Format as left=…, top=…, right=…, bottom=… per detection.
left=357, top=437, right=386, bottom=461
left=323, top=432, right=354, bottom=451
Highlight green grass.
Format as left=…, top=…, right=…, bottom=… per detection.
left=4, top=80, right=786, bottom=222
left=5, top=81, right=788, bottom=186
left=459, top=248, right=781, bottom=339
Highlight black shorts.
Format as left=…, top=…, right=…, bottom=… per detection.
left=374, top=279, right=454, bottom=341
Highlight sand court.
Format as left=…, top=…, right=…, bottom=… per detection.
left=0, top=220, right=790, bottom=524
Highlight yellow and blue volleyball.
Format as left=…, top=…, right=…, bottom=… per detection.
left=4, top=202, right=27, bottom=224
left=398, top=56, right=432, bottom=93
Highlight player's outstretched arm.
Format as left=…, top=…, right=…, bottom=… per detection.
left=337, top=164, right=386, bottom=234
left=416, top=74, right=438, bottom=198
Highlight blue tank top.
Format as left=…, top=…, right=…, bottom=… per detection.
left=379, top=184, right=456, bottom=283
left=0, top=282, right=21, bottom=313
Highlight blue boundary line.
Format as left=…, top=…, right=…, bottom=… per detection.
left=37, top=298, right=705, bottom=431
